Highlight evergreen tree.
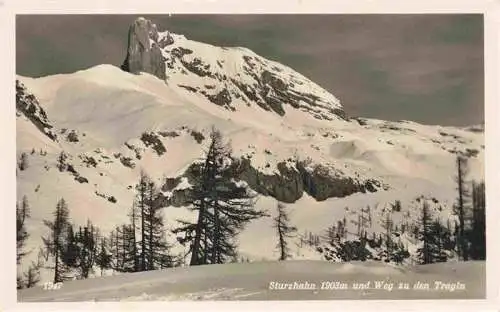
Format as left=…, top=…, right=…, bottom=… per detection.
left=469, top=181, right=486, bottom=260
left=42, top=198, right=71, bottom=283
left=336, top=219, right=345, bottom=240
left=325, top=225, right=338, bottom=245
left=429, top=219, right=448, bottom=262
left=382, top=212, right=394, bottom=257
left=16, top=195, right=31, bottom=264
left=417, top=201, right=433, bottom=264
left=127, top=172, right=174, bottom=271
left=390, top=241, right=410, bottom=264
left=136, top=171, right=149, bottom=271
left=174, top=128, right=266, bottom=265
left=72, top=221, right=99, bottom=279
left=57, top=151, right=68, bottom=172
left=453, top=155, right=470, bottom=261
left=274, top=203, right=297, bottom=261
left=108, top=227, right=122, bottom=271
left=367, top=206, right=373, bottom=228
left=61, top=225, right=79, bottom=268
left=144, top=179, right=173, bottom=270
left=120, top=223, right=138, bottom=272
left=18, top=152, right=29, bottom=171
left=96, top=237, right=112, bottom=276
left=23, top=260, right=41, bottom=288
left=444, top=219, right=455, bottom=251
left=128, top=202, right=140, bottom=272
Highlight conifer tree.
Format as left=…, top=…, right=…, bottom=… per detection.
left=174, top=128, right=265, bottom=265
left=61, top=225, right=79, bottom=268
left=57, top=151, right=68, bottom=172
left=382, top=212, right=394, bottom=257
left=325, top=225, right=338, bottom=245
left=417, top=201, right=433, bottom=264
left=469, top=181, right=486, bottom=260
left=274, top=202, right=297, bottom=260
left=18, top=152, right=29, bottom=171
left=121, top=224, right=138, bottom=272
left=128, top=203, right=140, bottom=272
left=42, top=198, right=71, bottom=283
left=72, top=221, right=99, bottom=279
left=16, top=195, right=31, bottom=264
left=336, top=219, right=345, bottom=240
left=108, top=228, right=118, bottom=271
left=144, top=179, right=173, bottom=270
left=96, top=237, right=112, bottom=276
left=108, top=226, right=131, bottom=272
left=429, top=219, right=448, bottom=263
left=453, top=155, right=470, bottom=260
left=136, top=172, right=149, bottom=271
left=23, top=260, right=41, bottom=288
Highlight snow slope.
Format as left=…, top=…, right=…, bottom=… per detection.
left=17, top=260, right=485, bottom=301
left=15, top=21, right=484, bottom=285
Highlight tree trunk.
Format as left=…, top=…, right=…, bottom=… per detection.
left=190, top=201, right=205, bottom=266
left=141, top=196, right=146, bottom=271
left=457, top=158, right=468, bottom=261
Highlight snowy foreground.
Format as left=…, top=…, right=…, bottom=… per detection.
left=17, top=260, right=485, bottom=301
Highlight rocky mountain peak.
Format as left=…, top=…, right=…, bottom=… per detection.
left=119, top=17, right=347, bottom=121
left=121, top=17, right=167, bottom=80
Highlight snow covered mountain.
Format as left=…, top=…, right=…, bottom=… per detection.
left=16, top=17, right=484, bottom=282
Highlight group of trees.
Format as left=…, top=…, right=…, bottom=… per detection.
left=108, top=172, right=174, bottom=273
left=17, top=149, right=55, bottom=173
left=40, top=198, right=111, bottom=283
left=39, top=173, right=180, bottom=282
left=287, top=155, right=485, bottom=266
left=416, top=156, right=485, bottom=264
left=416, top=201, right=453, bottom=264
left=17, top=195, right=43, bottom=289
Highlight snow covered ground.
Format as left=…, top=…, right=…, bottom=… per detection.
left=17, top=260, right=485, bottom=301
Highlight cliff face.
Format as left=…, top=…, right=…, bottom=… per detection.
left=121, top=17, right=168, bottom=80
left=159, top=157, right=384, bottom=208
left=120, top=17, right=347, bottom=121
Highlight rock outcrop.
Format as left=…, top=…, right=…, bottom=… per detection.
left=16, top=80, right=57, bottom=141
left=121, top=17, right=168, bottom=80
left=161, top=157, right=383, bottom=207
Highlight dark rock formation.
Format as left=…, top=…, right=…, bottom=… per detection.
left=16, top=80, right=58, bottom=141
left=121, top=17, right=167, bottom=80
left=161, top=157, right=383, bottom=207
left=140, top=132, right=166, bottom=156
left=162, top=177, right=182, bottom=191
left=190, top=130, right=205, bottom=144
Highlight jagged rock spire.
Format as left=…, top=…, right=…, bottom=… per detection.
left=121, top=17, right=167, bottom=80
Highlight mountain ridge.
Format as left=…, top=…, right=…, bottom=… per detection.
left=120, top=17, right=347, bottom=121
